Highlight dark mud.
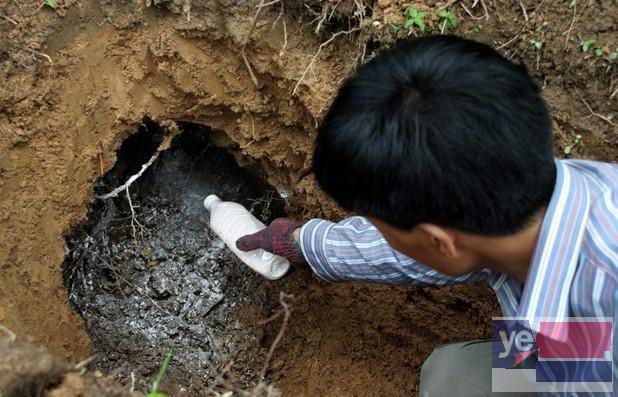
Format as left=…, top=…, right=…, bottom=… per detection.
left=63, top=121, right=286, bottom=395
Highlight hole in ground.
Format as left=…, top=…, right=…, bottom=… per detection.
left=63, top=119, right=288, bottom=394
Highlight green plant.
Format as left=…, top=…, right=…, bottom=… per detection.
left=579, top=38, right=617, bottom=61
left=404, top=7, right=426, bottom=32
left=43, top=0, right=57, bottom=8
left=580, top=38, right=597, bottom=52
left=563, top=134, right=582, bottom=155
left=390, top=23, right=402, bottom=33
left=437, top=9, right=457, bottom=33
left=148, top=350, right=173, bottom=397
left=474, top=24, right=484, bottom=33
left=530, top=39, right=544, bottom=50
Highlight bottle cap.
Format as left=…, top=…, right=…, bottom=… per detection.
left=203, top=195, right=221, bottom=211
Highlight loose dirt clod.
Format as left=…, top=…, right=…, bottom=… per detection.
left=0, top=338, right=140, bottom=397
left=0, top=339, right=69, bottom=397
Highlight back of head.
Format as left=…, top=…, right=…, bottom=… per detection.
left=313, top=35, right=556, bottom=236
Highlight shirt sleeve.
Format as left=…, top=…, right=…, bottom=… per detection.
left=299, top=216, right=491, bottom=284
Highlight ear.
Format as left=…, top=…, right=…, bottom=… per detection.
left=419, top=223, right=457, bottom=258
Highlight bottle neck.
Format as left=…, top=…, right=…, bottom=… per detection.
left=203, top=195, right=222, bottom=211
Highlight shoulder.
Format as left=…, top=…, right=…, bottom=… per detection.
left=577, top=161, right=618, bottom=279
left=561, top=159, right=618, bottom=193
left=559, top=159, right=618, bottom=278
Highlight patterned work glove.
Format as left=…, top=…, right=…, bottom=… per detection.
left=235, top=218, right=306, bottom=265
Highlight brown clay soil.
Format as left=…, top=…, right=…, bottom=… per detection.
left=0, top=0, right=616, bottom=396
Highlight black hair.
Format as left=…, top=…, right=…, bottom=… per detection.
left=313, top=35, right=556, bottom=236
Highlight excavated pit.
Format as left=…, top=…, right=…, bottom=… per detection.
left=5, top=1, right=614, bottom=394
left=63, top=120, right=288, bottom=394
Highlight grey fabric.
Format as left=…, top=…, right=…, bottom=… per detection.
left=419, top=340, right=539, bottom=397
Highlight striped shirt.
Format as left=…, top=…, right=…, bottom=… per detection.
left=299, top=159, right=618, bottom=391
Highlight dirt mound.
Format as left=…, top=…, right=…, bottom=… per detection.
left=0, top=0, right=616, bottom=396
left=0, top=336, right=140, bottom=397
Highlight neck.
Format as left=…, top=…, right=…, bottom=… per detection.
left=465, top=211, right=545, bottom=283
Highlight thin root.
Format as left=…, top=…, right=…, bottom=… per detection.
left=75, top=355, right=95, bottom=370
left=259, top=292, right=293, bottom=380
left=130, top=371, right=136, bottom=392
left=241, top=0, right=275, bottom=87
left=126, top=187, right=145, bottom=239
left=203, top=293, right=294, bottom=396
left=478, top=0, right=490, bottom=20
left=1, top=14, right=18, bottom=24
left=577, top=92, right=615, bottom=126
left=241, top=52, right=259, bottom=87
left=496, top=0, right=545, bottom=51
left=97, top=130, right=177, bottom=200
left=492, top=0, right=503, bottom=22
left=97, top=127, right=177, bottom=240
left=293, top=28, right=360, bottom=96
left=17, top=46, right=53, bottom=64
left=258, top=0, right=280, bottom=8
left=281, top=12, right=288, bottom=54
left=519, top=0, right=529, bottom=21
left=496, top=26, right=525, bottom=50
left=240, top=112, right=257, bottom=148
left=460, top=2, right=485, bottom=20
left=562, top=2, right=577, bottom=51
left=97, top=149, right=105, bottom=177
left=0, top=324, right=16, bottom=341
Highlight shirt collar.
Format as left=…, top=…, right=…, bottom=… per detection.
left=516, top=160, right=591, bottom=341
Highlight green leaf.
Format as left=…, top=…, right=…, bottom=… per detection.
left=390, top=23, right=401, bottom=33
left=608, top=50, right=618, bottom=61
left=43, top=0, right=58, bottom=8
left=530, top=39, right=543, bottom=50
left=417, top=18, right=425, bottom=32
left=437, top=9, right=457, bottom=29
left=594, top=48, right=604, bottom=57
left=563, top=146, right=572, bottom=155
left=403, top=7, right=426, bottom=31
left=150, top=350, right=173, bottom=394
left=580, top=38, right=597, bottom=52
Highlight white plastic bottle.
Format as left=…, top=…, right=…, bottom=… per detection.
left=203, top=195, right=291, bottom=280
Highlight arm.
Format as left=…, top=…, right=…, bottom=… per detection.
left=237, top=216, right=489, bottom=285
left=298, top=216, right=490, bottom=284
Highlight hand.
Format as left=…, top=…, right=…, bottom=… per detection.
left=235, top=218, right=306, bottom=265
